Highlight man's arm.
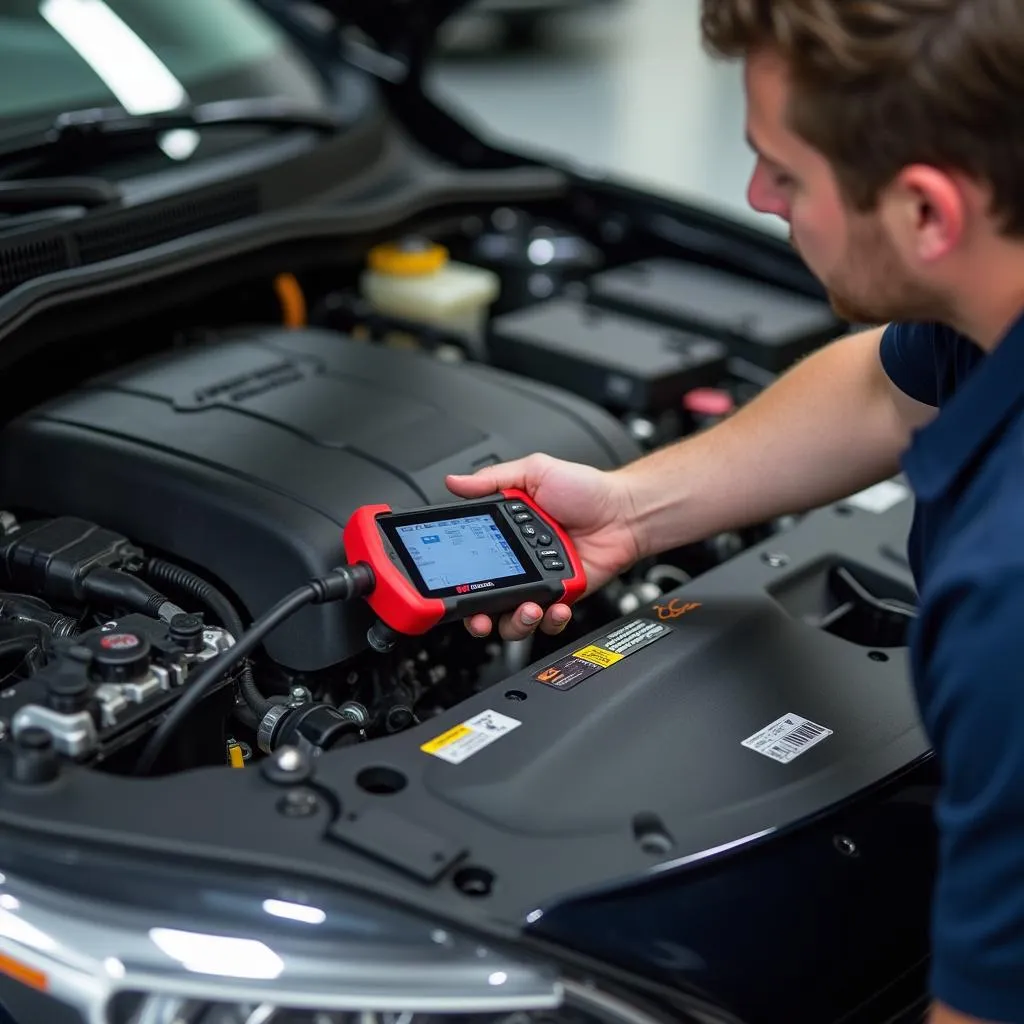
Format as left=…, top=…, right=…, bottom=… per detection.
left=931, top=1003, right=994, bottom=1024
left=618, top=326, right=937, bottom=558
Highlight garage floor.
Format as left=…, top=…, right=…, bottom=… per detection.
left=430, top=0, right=785, bottom=236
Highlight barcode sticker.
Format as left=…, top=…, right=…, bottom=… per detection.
left=742, top=713, right=833, bottom=764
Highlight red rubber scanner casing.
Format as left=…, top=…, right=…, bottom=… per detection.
left=501, top=487, right=587, bottom=605
left=343, top=503, right=447, bottom=635
left=343, top=490, right=585, bottom=636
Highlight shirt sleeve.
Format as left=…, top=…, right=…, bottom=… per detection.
left=919, top=570, right=1024, bottom=1021
left=879, top=322, right=943, bottom=407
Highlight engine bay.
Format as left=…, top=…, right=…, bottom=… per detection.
left=0, top=196, right=936, bottom=1024
left=0, top=200, right=861, bottom=781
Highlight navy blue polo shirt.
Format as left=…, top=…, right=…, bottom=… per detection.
left=881, top=314, right=1024, bottom=1021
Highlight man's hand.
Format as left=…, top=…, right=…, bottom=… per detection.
left=446, top=454, right=642, bottom=640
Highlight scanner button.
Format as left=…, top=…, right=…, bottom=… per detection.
left=507, top=503, right=528, bottom=514
left=543, top=558, right=566, bottom=571
left=513, top=512, right=533, bottom=524
left=537, top=532, right=553, bottom=546
left=538, top=549, right=560, bottom=560
left=520, top=524, right=538, bottom=541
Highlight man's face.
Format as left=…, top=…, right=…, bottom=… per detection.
left=742, top=49, right=942, bottom=325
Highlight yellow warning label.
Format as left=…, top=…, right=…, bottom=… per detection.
left=420, top=723, right=472, bottom=754
left=573, top=644, right=625, bottom=668
left=420, top=710, right=522, bottom=764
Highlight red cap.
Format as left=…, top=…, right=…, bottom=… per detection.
left=683, top=388, right=735, bottom=418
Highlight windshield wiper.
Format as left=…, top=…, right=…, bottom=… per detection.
left=0, top=97, right=344, bottom=174
left=0, top=177, right=121, bottom=212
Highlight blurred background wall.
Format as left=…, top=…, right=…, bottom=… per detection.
left=431, top=0, right=785, bottom=237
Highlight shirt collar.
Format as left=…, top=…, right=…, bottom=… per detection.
left=903, top=310, right=1024, bottom=502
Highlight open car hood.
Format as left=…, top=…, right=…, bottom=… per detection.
left=267, top=0, right=472, bottom=76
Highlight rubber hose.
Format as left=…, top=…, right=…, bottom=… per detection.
left=144, top=558, right=271, bottom=718
left=0, top=594, right=79, bottom=639
left=81, top=567, right=177, bottom=620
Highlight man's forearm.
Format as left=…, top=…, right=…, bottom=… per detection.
left=618, top=327, right=919, bottom=558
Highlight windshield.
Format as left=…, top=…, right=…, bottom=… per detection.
left=0, top=0, right=330, bottom=126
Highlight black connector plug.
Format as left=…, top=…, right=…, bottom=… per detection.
left=307, top=562, right=375, bottom=604
left=0, top=518, right=185, bottom=622
left=134, top=562, right=377, bottom=775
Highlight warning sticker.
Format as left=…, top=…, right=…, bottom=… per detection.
left=741, top=713, right=833, bottom=764
left=421, top=709, right=521, bottom=764
left=534, top=617, right=672, bottom=691
left=595, top=618, right=672, bottom=655
left=574, top=644, right=624, bottom=668
left=533, top=653, right=603, bottom=690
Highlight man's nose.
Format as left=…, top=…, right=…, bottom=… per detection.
left=747, top=163, right=789, bottom=220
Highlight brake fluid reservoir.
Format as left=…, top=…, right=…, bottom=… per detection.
left=361, top=238, right=500, bottom=341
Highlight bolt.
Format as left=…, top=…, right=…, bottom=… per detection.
left=260, top=741, right=312, bottom=785
left=627, top=417, right=657, bottom=444
left=762, top=552, right=790, bottom=568
left=289, top=685, right=311, bottom=706
left=834, top=835, right=860, bottom=858
left=275, top=747, right=303, bottom=773
left=278, top=789, right=319, bottom=818
left=338, top=701, right=369, bottom=727
left=0, top=511, right=17, bottom=535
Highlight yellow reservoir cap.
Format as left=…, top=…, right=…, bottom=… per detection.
left=368, top=238, right=448, bottom=276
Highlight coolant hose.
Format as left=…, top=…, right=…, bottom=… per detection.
left=144, top=558, right=271, bottom=718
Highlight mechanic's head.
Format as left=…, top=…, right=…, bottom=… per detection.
left=701, top=0, right=1024, bottom=334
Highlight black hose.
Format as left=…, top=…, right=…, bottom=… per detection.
left=133, top=563, right=374, bottom=775
left=144, top=558, right=270, bottom=719
left=0, top=593, right=79, bottom=639
left=81, top=567, right=184, bottom=622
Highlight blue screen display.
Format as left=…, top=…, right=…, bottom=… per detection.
left=395, top=514, right=526, bottom=591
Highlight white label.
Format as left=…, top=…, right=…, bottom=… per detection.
left=742, top=713, right=833, bottom=764
left=421, top=709, right=521, bottom=765
left=844, top=480, right=909, bottom=514
left=603, top=619, right=669, bottom=654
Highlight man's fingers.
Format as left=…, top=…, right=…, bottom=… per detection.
left=445, top=457, right=535, bottom=499
left=540, top=604, right=572, bottom=636
left=467, top=600, right=567, bottom=641
left=498, top=603, right=544, bottom=642
left=465, top=614, right=492, bottom=638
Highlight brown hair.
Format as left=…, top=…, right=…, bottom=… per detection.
left=701, top=0, right=1024, bottom=236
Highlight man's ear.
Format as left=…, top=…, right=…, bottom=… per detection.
left=885, top=165, right=966, bottom=264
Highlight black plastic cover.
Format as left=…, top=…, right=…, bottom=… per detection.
left=488, top=297, right=730, bottom=413
left=589, top=259, right=842, bottom=372
left=0, top=328, right=639, bottom=669
left=0, top=485, right=929, bottom=945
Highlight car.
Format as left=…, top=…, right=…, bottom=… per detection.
left=0, top=2, right=935, bottom=1024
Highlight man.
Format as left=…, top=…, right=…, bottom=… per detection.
left=447, top=1, right=1024, bottom=1021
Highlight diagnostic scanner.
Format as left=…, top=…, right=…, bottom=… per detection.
left=343, top=489, right=586, bottom=641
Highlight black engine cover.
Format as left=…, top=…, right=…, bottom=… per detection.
left=0, top=328, right=640, bottom=669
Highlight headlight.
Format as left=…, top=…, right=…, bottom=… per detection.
left=0, top=860, right=671, bottom=1024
